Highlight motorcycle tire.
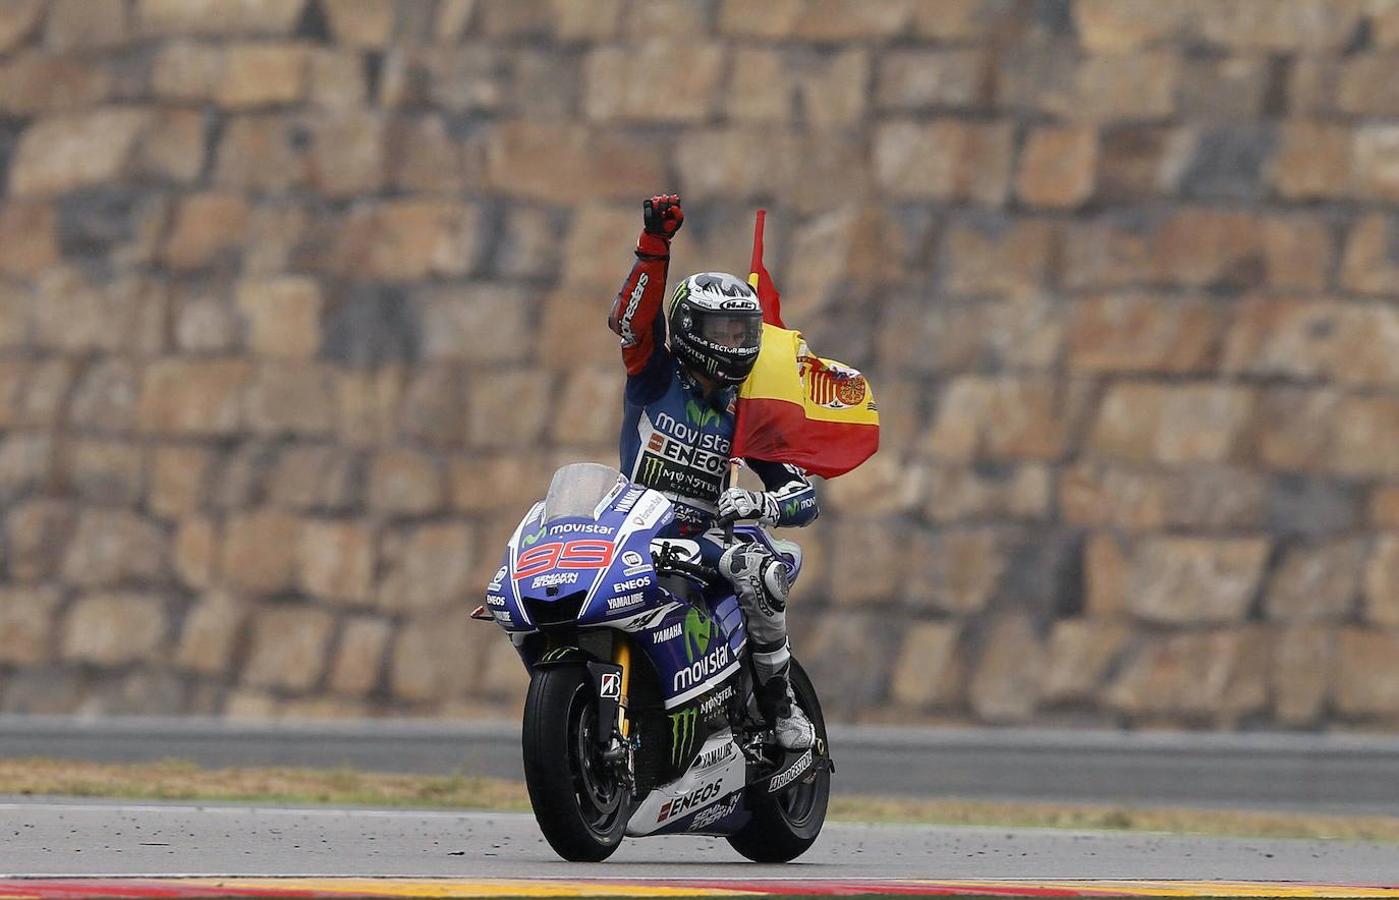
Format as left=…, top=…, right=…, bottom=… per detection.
left=726, top=657, right=830, bottom=863
left=521, top=664, right=628, bottom=861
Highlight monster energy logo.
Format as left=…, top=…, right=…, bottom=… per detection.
left=669, top=706, right=697, bottom=766
left=639, top=456, right=667, bottom=482
left=685, top=399, right=720, bottom=429
left=683, top=607, right=713, bottom=664
left=672, top=281, right=689, bottom=305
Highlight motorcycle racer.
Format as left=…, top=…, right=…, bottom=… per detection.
left=608, top=194, right=818, bottom=751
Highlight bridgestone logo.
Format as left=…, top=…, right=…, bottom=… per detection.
left=768, top=749, right=813, bottom=793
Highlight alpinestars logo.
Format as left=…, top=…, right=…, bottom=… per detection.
left=618, top=273, right=648, bottom=345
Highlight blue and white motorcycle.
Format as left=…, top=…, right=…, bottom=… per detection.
left=474, top=462, right=831, bottom=862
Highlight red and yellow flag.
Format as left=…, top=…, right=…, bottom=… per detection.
left=733, top=324, right=879, bottom=478
left=733, top=208, right=878, bottom=479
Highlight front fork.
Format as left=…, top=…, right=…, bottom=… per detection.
left=584, top=637, right=634, bottom=786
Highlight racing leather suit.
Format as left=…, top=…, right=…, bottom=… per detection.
left=608, top=223, right=818, bottom=732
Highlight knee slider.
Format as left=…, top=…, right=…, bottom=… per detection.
left=760, top=558, right=789, bottom=612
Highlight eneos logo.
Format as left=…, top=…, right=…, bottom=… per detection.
left=657, top=780, right=723, bottom=823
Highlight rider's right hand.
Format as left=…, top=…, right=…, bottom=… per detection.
left=642, top=194, right=684, bottom=241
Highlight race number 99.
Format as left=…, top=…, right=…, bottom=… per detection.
left=514, top=540, right=617, bottom=580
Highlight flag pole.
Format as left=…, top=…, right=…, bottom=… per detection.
left=726, top=208, right=766, bottom=545
left=723, top=433, right=739, bottom=544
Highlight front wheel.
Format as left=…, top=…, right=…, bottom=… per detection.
left=522, top=665, right=628, bottom=861
left=726, top=657, right=830, bottom=863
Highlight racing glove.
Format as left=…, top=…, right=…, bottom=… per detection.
left=717, top=487, right=779, bottom=526
left=636, top=193, right=683, bottom=259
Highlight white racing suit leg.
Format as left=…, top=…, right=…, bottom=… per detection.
left=716, top=535, right=816, bottom=751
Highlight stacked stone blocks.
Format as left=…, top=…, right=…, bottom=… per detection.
left=0, top=0, right=1396, bottom=729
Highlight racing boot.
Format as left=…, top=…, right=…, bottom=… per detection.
left=720, top=544, right=815, bottom=751
left=758, top=670, right=816, bottom=751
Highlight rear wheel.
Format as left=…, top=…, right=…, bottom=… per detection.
left=522, top=665, right=628, bottom=861
left=726, top=658, right=829, bottom=863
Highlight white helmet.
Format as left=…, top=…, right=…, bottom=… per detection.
left=666, top=272, right=763, bottom=385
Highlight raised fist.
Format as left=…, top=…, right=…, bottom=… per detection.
left=643, top=193, right=684, bottom=240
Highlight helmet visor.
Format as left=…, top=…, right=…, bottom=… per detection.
left=698, top=312, right=762, bottom=351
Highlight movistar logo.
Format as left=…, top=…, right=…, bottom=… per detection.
left=520, top=525, right=546, bottom=546
left=783, top=500, right=799, bottom=520
left=669, top=707, right=697, bottom=766
left=683, top=607, right=713, bottom=665
left=685, top=399, right=720, bottom=429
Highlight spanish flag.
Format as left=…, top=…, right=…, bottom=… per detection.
left=733, top=210, right=879, bottom=479
left=733, top=324, right=879, bottom=479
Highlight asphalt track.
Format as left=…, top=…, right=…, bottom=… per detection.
left=2, top=800, right=1399, bottom=896
left=5, top=716, right=1399, bottom=815
left=5, top=720, right=1399, bottom=897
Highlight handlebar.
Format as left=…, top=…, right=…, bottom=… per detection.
left=655, top=557, right=718, bottom=582
left=650, top=543, right=718, bottom=583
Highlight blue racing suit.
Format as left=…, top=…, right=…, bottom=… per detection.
left=607, top=244, right=818, bottom=573
left=607, top=204, right=820, bottom=742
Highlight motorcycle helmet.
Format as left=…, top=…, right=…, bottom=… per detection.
left=666, top=272, right=764, bottom=385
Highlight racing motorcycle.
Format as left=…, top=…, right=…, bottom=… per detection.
left=473, top=462, right=831, bottom=862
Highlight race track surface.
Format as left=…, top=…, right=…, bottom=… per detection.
left=3, top=799, right=1398, bottom=898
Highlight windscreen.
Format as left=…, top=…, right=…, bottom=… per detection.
left=542, top=463, right=625, bottom=524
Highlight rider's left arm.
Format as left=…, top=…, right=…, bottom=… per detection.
left=745, top=461, right=819, bottom=528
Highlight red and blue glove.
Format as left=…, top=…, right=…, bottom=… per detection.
left=637, top=193, right=684, bottom=258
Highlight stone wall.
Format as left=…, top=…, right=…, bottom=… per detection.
left=0, top=0, right=1398, bottom=729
